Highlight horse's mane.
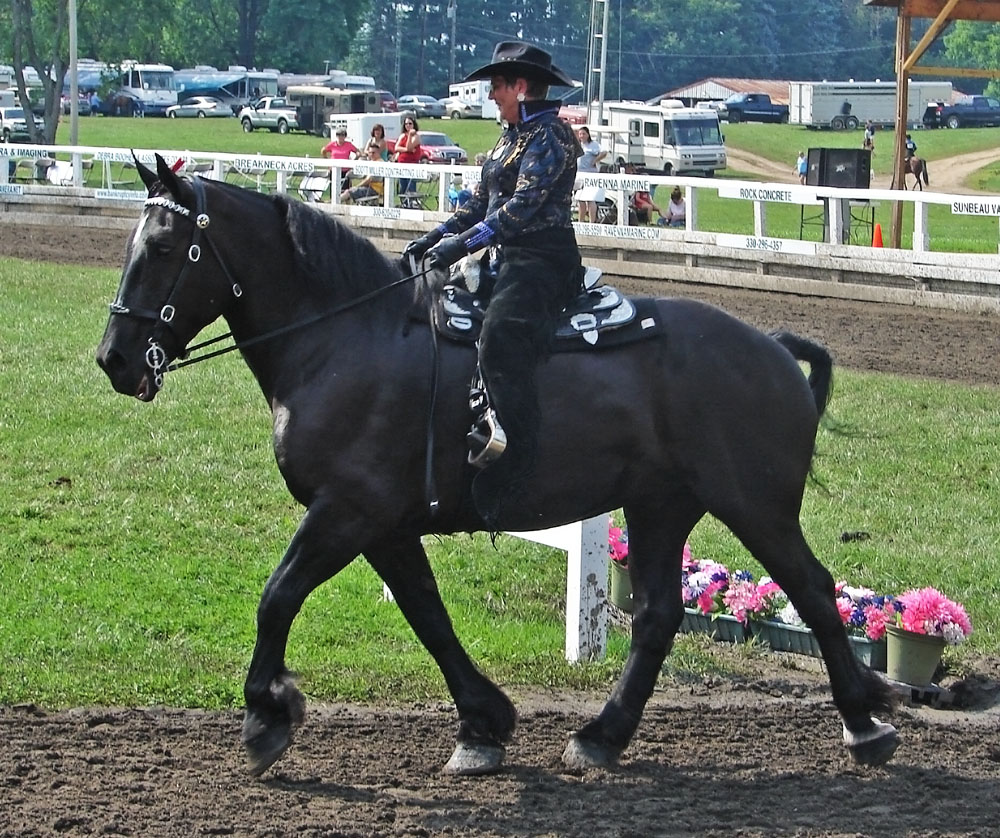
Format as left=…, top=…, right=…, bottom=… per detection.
left=268, top=193, right=402, bottom=302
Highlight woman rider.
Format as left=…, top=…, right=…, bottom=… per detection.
left=399, top=40, right=582, bottom=526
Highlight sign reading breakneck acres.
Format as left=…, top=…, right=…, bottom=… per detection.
left=951, top=199, right=1000, bottom=216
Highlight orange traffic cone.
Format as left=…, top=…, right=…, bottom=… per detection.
left=872, top=222, right=883, bottom=248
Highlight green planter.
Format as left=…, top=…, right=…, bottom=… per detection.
left=679, top=608, right=749, bottom=643
left=885, top=624, right=946, bottom=686
left=848, top=634, right=888, bottom=672
left=753, top=620, right=822, bottom=657
left=609, top=561, right=632, bottom=613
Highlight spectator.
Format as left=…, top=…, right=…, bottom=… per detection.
left=574, top=126, right=606, bottom=223
left=448, top=174, right=473, bottom=210
left=863, top=120, right=875, bottom=152
left=662, top=186, right=686, bottom=227
left=89, top=91, right=100, bottom=114
left=796, top=151, right=807, bottom=185
left=322, top=128, right=360, bottom=190
left=368, top=123, right=389, bottom=161
left=393, top=115, right=422, bottom=196
left=340, top=142, right=384, bottom=204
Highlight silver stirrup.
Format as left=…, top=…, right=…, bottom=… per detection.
left=467, top=409, right=507, bottom=468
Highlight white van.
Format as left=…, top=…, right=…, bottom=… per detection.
left=326, top=112, right=403, bottom=148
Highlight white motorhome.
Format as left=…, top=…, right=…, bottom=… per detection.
left=119, top=61, right=177, bottom=115
left=588, top=100, right=726, bottom=176
left=447, top=80, right=498, bottom=121
left=788, top=80, right=953, bottom=130
left=326, top=112, right=403, bottom=148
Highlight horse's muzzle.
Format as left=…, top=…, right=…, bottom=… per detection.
left=96, top=342, right=160, bottom=402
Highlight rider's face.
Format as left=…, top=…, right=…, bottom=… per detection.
left=490, top=76, right=526, bottom=124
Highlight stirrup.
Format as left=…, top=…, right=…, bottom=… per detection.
left=467, top=409, right=507, bottom=468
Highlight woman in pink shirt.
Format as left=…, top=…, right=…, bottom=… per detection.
left=321, top=128, right=359, bottom=189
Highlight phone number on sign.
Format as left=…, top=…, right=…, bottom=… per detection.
left=744, top=236, right=784, bottom=252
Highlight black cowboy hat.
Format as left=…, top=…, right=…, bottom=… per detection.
left=464, top=40, right=573, bottom=87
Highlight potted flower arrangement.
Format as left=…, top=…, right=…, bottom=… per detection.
left=681, top=558, right=750, bottom=643
left=833, top=583, right=897, bottom=670
left=885, top=586, right=973, bottom=686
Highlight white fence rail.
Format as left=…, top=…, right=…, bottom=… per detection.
left=4, top=143, right=1000, bottom=257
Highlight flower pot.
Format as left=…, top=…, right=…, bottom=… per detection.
left=680, top=607, right=713, bottom=635
left=609, top=561, right=632, bottom=613
left=752, top=620, right=822, bottom=657
left=885, top=624, right=946, bottom=686
left=848, top=635, right=887, bottom=672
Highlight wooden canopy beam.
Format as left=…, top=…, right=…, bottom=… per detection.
left=865, top=0, right=1000, bottom=22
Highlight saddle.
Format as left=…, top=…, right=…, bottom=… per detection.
left=431, top=256, right=662, bottom=350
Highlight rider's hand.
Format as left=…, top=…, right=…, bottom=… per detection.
left=427, top=236, right=468, bottom=270
left=399, top=229, right=444, bottom=272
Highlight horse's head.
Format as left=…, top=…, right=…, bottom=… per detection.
left=96, top=154, right=243, bottom=401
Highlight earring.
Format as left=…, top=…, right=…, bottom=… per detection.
left=517, top=92, right=525, bottom=102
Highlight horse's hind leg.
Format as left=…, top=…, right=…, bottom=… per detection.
left=729, top=515, right=898, bottom=766
left=563, top=497, right=704, bottom=769
left=365, top=536, right=517, bottom=775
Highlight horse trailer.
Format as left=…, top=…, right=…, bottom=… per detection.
left=788, top=80, right=953, bottom=130
left=588, top=100, right=727, bottom=176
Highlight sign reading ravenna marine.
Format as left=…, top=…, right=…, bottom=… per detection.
left=951, top=200, right=1000, bottom=216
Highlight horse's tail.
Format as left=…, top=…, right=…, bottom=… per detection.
left=921, top=159, right=929, bottom=185
left=770, top=331, right=833, bottom=417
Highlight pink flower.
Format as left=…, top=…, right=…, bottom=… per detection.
left=896, top=586, right=972, bottom=644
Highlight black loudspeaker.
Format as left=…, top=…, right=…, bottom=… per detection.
left=806, top=148, right=871, bottom=188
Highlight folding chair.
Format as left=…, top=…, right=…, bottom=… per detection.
left=297, top=168, right=332, bottom=203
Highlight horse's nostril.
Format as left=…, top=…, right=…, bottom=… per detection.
left=96, top=346, right=125, bottom=377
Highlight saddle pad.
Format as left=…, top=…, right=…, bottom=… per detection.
left=433, top=284, right=663, bottom=351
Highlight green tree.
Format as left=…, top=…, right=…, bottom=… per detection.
left=943, top=21, right=1000, bottom=96
left=9, top=0, right=67, bottom=144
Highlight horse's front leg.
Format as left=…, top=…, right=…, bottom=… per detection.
left=242, top=502, right=356, bottom=776
left=365, top=536, right=517, bottom=775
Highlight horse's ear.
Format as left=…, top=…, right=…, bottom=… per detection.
left=153, top=153, right=184, bottom=199
left=135, top=152, right=158, bottom=192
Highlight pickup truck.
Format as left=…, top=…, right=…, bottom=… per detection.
left=0, top=106, right=41, bottom=143
left=238, top=97, right=299, bottom=134
left=721, top=93, right=789, bottom=124
left=923, top=96, right=1000, bottom=129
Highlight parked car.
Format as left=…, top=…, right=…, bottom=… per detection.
left=166, top=96, right=231, bottom=119
left=440, top=96, right=482, bottom=119
left=417, top=131, right=467, bottom=164
left=238, top=96, right=299, bottom=133
left=374, top=90, right=397, bottom=112
left=397, top=94, right=446, bottom=119
left=923, top=96, right=1000, bottom=129
left=558, top=105, right=588, bottom=125
left=0, top=106, right=41, bottom=142
left=60, top=93, right=92, bottom=116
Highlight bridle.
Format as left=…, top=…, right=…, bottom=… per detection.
left=108, top=175, right=427, bottom=392
left=108, top=176, right=245, bottom=391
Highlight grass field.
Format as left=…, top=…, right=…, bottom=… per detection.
left=2, top=257, right=999, bottom=710
left=50, top=115, right=1000, bottom=253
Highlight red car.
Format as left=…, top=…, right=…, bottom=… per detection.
left=375, top=90, right=397, bottom=112
left=417, top=131, right=468, bottom=164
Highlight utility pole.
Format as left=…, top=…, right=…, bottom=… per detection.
left=585, top=0, right=609, bottom=124
left=448, top=0, right=457, bottom=84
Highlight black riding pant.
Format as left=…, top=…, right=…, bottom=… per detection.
left=474, top=228, right=581, bottom=516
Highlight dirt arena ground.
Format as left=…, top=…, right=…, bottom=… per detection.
left=4, top=224, right=1000, bottom=838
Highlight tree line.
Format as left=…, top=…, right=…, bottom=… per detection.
left=4, top=0, right=999, bottom=144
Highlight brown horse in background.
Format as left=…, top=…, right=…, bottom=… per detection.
left=902, top=155, right=929, bottom=190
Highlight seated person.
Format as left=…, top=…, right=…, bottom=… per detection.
left=340, top=142, right=384, bottom=204
left=629, top=189, right=666, bottom=225
left=322, top=128, right=359, bottom=190
left=662, top=186, right=686, bottom=227
left=447, top=174, right=473, bottom=210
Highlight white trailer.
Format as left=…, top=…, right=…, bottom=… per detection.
left=447, top=80, right=498, bottom=121
left=788, top=80, right=953, bottom=130
left=587, top=100, right=726, bottom=176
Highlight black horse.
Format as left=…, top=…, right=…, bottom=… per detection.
left=97, top=155, right=898, bottom=777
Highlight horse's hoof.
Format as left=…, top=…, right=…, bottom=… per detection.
left=444, top=742, right=505, bottom=775
left=242, top=714, right=294, bottom=777
left=562, top=734, right=620, bottom=770
left=844, top=718, right=899, bottom=766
